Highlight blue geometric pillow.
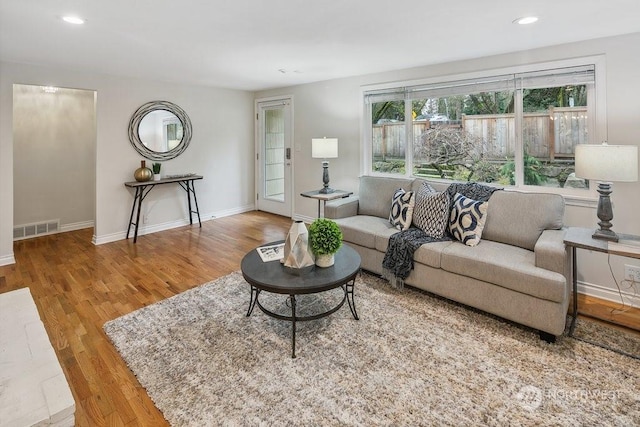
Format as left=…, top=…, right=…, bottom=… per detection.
left=389, top=189, right=415, bottom=231
left=449, top=193, right=488, bottom=247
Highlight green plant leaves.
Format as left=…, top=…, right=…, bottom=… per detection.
left=308, top=219, right=343, bottom=255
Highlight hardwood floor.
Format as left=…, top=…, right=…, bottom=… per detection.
left=1, top=210, right=638, bottom=426
left=576, top=293, right=640, bottom=333
left=0, top=211, right=292, bottom=426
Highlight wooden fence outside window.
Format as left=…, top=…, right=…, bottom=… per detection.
left=372, top=106, right=587, bottom=161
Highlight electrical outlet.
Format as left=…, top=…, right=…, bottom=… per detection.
left=624, top=264, right=640, bottom=282
left=143, top=214, right=148, bottom=224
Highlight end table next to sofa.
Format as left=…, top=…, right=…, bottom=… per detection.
left=301, top=189, right=353, bottom=218
left=563, top=226, right=640, bottom=360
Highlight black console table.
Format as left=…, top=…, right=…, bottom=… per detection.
left=124, top=175, right=203, bottom=243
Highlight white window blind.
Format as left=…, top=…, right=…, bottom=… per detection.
left=516, top=65, right=595, bottom=90
left=364, top=65, right=595, bottom=102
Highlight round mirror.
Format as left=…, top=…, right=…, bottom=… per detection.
left=128, top=101, right=192, bottom=161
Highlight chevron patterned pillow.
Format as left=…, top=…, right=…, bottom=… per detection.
left=412, top=182, right=450, bottom=238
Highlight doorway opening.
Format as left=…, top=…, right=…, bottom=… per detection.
left=13, top=84, right=97, bottom=241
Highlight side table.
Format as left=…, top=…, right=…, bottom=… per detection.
left=301, top=189, right=353, bottom=218
left=563, top=227, right=640, bottom=359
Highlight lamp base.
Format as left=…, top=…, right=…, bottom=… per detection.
left=319, top=160, right=333, bottom=194
left=319, top=187, right=334, bottom=194
left=592, top=229, right=619, bottom=242
left=592, top=181, right=618, bottom=242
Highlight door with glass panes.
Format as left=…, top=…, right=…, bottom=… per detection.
left=256, top=98, right=293, bottom=217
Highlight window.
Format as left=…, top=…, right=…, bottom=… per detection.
left=364, top=62, right=598, bottom=190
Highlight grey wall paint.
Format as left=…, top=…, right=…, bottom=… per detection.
left=1, top=32, right=640, bottom=308
left=0, top=61, right=256, bottom=263
left=13, top=84, right=96, bottom=228
left=255, top=32, right=640, bottom=307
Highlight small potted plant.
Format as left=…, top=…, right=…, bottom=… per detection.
left=152, top=162, right=162, bottom=181
left=308, top=218, right=343, bottom=267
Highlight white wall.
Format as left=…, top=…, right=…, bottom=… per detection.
left=13, top=85, right=96, bottom=230
left=2, top=33, right=639, bottom=307
left=256, top=32, right=640, bottom=307
left=0, top=61, right=256, bottom=263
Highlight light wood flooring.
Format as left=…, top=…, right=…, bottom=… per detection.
left=0, top=210, right=638, bottom=426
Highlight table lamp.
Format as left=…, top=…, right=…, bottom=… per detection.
left=312, top=137, right=338, bottom=194
left=575, top=142, right=638, bottom=242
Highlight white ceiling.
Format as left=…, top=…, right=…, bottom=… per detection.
left=1, top=1, right=639, bottom=91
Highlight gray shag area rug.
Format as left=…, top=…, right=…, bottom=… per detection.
left=104, top=271, right=640, bottom=426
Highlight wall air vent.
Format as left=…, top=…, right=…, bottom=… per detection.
left=13, top=219, right=61, bottom=241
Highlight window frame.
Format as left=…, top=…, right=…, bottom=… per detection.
left=361, top=55, right=606, bottom=203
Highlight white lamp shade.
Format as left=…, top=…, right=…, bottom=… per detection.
left=312, top=138, right=338, bottom=159
left=575, top=143, right=638, bottom=182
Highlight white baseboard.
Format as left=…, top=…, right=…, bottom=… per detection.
left=93, top=218, right=192, bottom=245
left=210, top=204, right=256, bottom=219
left=292, top=214, right=315, bottom=224
left=0, top=253, right=16, bottom=266
left=93, top=204, right=256, bottom=245
left=93, top=231, right=125, bottom=245
left=578, top=280, right=640, bottom=308
left=60, top=220, right=94, bottom=233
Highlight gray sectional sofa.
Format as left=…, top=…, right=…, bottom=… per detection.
left=325, top=176, right=571, bottom=341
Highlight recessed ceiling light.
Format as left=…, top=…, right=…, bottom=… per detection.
left=62, top=16, right=85, bottom=25
left=513, top=16, right=538, bottom=25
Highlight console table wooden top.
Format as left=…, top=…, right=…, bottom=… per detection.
left=124, top=175, right=203, bottom=187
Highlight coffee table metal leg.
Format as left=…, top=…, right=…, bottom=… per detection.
left=345, top=279, right=359, bottom=320
left=290, top=294, right=297, bottom=358
left=246, top=286, right=260, bottom=317
left=343, top=278, right=360, bottom=320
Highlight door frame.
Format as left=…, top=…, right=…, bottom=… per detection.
left=255, top=95, right=295, bottom=218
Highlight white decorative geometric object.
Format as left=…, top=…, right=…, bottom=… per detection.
left=283, top=221, right=315, bottom=269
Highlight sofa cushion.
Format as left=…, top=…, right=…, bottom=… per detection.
left=448, top=193, right=488, bottom=247
left=412, top=182, right=449, bottom=238
left=374, top=231, right=454, bottom=268
left=389, top=189, right=415, bottom=231
left=440, top=240, right=566, bottom=302
left=358, top=176, right=414, bottom=219
left=412, top=241, right=455, bottom=268
left=482, top=191, right=564, bottom=251
left=333, top=215, right=396, bottom=249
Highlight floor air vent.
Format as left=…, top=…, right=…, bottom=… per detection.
left=13, top=220, right=60, bottom=241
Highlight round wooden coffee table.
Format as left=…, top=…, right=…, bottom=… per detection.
left=241, top=241, right=361, bottom=358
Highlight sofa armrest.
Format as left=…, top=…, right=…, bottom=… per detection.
left=534, top=229, right=569, bottom=276
left=325, top=196, right=359, bottom=219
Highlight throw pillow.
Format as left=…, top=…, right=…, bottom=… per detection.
left=412, top=182, right=450, bottom=238
left=389, top=189, right=415, bottom=231
left=449, top=193, right=489, bottom=247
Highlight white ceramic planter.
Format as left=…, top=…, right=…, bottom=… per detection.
left=153, top=174, right=161, bottom=181
left=315, top=253, right=335, bottom=268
